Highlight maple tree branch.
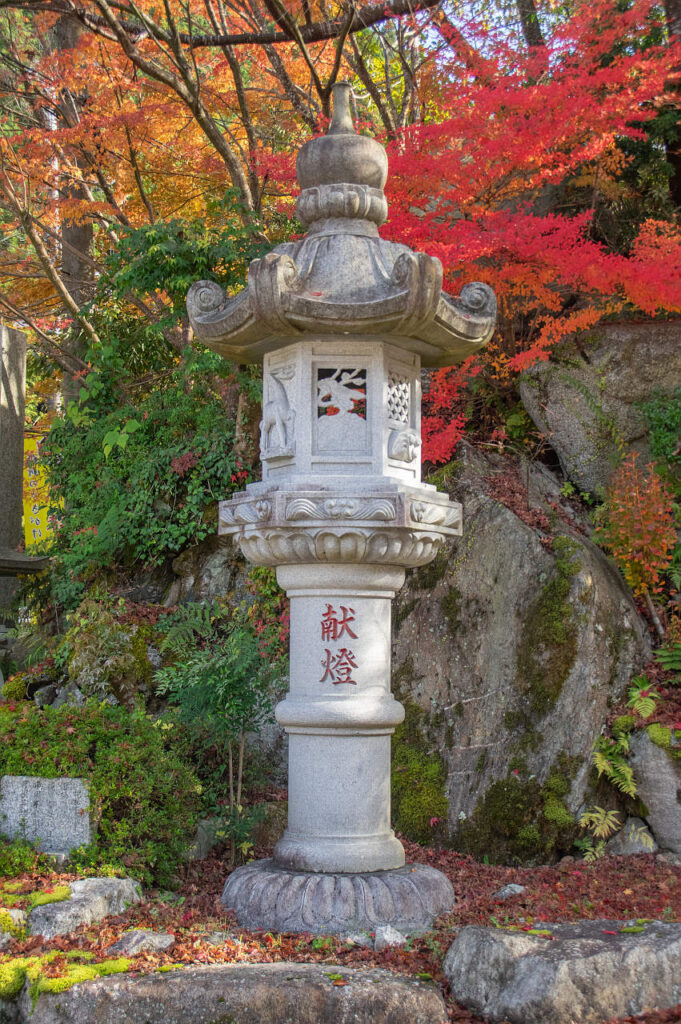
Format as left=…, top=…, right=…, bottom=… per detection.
left=0, top=291, right=89, bottom=374
left=0, top=0, right=441, bottom=48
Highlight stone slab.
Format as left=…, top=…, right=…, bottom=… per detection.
left=444, top=919, right=681, bottom=1024
left=28, top=878, right=141, bottom=940
left=0, top=776, right=91, bottom=855
left=21, top=963, right=447, bottom=1024
left=222, top=859, right=454, bottom=935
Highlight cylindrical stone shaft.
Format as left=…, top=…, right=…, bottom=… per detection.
left=273, top=564, right=406, bottom=873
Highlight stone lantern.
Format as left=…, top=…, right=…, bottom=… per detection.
left=187, top=82, right=496, bottom=935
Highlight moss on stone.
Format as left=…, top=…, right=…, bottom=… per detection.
left=440, top=587, right=462, bottom=634
left=27, top=885, right=71, bottom=911
left=0, top=911, right=24, bottom=940
left=514, top=536, right=580, bottom=720
left=412, top=549, right=449, bottom=590
left=391, top=701, right=448, bottom=844
left=453, top=702, right=464, bottom=718
left=0, top=952, right=130, bottom=1006
left=612, top=715, right=636, bottom=737
left=455, top=754, right=578, bottom=864
left=647, top=723, right=672, bottom=749
left=1, top=675, right=26, bottom=702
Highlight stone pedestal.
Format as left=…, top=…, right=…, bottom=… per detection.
left=187, top=81, right=496, bottom=935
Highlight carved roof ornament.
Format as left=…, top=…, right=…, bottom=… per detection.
left=187, top=82, right=496, bottom=368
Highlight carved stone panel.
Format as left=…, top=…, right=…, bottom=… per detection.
left=315, top=367, right=368, bottom=453
left=261, top=364, right=296, bottom=460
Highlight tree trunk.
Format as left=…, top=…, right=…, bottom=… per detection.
left=53, top=14, right=95, bottom=404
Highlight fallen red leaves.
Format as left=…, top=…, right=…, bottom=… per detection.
left=3, top=843, right=681, bottom=1024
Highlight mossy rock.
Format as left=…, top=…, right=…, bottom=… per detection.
left=455, top=756, right=579, bottom=864
left=1, top=674, right=27, bottom=702
left=514, top=536, right=580, bottom=721
left=0, top=951, right=131, bottom=1006
left=391, top=702, right=448, bottom=844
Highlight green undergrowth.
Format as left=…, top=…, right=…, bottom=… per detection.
left=0, top=702, right=201, bottom=885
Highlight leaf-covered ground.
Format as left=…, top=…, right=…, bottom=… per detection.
left=3, top=839, right=681, bottom=1024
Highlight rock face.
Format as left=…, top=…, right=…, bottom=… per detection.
left=168, top=537, right=249, bottom=604
left=391, top=443, right=650, bottom=862
left=28, top=878, right=141, bottom=940
left=629, top=730, right=681, bottom=853
left=21, top=963, right=447, bottom=1024
left=443, top=919, right=681, bottom=1024
left=519, top=320, right=681, bottom=495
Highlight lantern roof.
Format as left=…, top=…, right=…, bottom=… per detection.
left=187, top=82, right=496, bottom=368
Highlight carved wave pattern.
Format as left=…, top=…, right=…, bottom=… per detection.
left=222, top=860, right=454, bottom=934
left=286, top=498, right=396, bottom=522
left=238, top=528, right=444, bottom=567
left=221, top=501, right=272, bottom=526
left=410, top=501, right=461, bottom=528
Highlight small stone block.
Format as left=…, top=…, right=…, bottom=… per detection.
left=108, top=930, right=175, bottom=955
left=493, top=883, right=526, bottom=899
left=28, top=877, right=141, bottom=941
left=374, top=925, right=407, bottom=951
left=0, top=775, right=91, bottom=855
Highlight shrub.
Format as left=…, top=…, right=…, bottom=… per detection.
left=155, top=603, right=281, bottom=865
left=59, top=595, right=152, bottom=707
left=0, top=835, right=49, bottom=878
left=1, top=674, right=26, bottom=702
left=0, top=703, right=201, bottom=886
left=595, top=452, right=676, bottom=599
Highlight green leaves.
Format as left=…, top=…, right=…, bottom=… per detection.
left=102, top=418, right=142, bottom=459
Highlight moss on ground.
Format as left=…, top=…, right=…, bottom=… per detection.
left=455, top=753, right=579, bottom=864
left=0, top=950, right=131, bottom=1005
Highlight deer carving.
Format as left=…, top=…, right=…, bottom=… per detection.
left=260, top=366, right=296, bottom=454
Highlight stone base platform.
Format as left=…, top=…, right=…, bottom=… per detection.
left=221, top=859, right=455, bottom=935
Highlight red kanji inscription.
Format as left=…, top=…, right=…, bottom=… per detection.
left=320, top=648, right=358, bottom=685
left=320, top=604, right=358, bottom=642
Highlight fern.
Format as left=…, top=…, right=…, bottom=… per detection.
left=592, top=735, right=637, bottom=798
left=159, top=601, right=222, bottom=655
left=579, top=806, right=621, bottom=839
left=655, top=642, right=681, bottom=675
left=626, top=675, right=661, bottom=718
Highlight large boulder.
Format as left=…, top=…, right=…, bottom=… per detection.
left=629, top=728, right=681, bottom=854
left=519, top=320, right=681, bottom=496
left=391, top=443, right=650, bottom=862
left=443, top=920, right=681, bottom=1024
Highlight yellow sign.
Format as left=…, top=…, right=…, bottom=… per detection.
left=23, top=435, right=52, bottom=547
